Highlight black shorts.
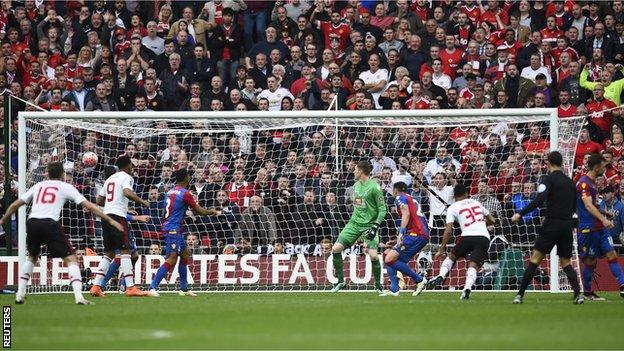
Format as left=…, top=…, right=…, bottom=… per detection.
left=533, top=219, right=574, bottom=259
left=101, top=214, right=130, bottom=252
left=451, top=236, right=490, bottom=267
left=26, top=218, right=74, bottom=258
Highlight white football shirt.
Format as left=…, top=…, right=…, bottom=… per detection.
left=20, top=180, right=86, bottom=221
left=102, top=171, right=134, bottom=217
left=446, top=198, right=491, bottom=238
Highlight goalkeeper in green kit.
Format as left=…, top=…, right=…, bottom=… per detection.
left=330, top=161, right=387, bottom=293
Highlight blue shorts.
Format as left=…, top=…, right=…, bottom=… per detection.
left=392, top=234, right=429, bottom=262
left=114, top=232, right=137, bottom=255
left=164, top=233, right=186, bottom=256
left=577, top=229, right=615, bottom=259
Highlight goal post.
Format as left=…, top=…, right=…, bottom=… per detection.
left=17, top=108, right=584, bottom=293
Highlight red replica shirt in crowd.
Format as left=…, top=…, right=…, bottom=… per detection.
left=551, top=47, right=579, bottom=66
left=63, top=64, right=83, bottom=81
left=412, top=5, right=430, bottom=22
left=439, top=48, right=464, bottom=79
left=522, top=138, right=550, bottom=155
left=558, top=104, right=577, bottom=118
left=320, top=21, right=351, bottom=51
left=575, top=140, right=604, bottom=166
left=404, top=96, right=430, bottom=109
left=450, top=127, right=469, bottom=143
left=605, top=164, right=620, bottom=184
left=224, top=181, right=256, bottom=210
left=455, top=25, right=473, bottom=49
left=480, top=9, right=509, bottom=28
left=609, top=144, right=624, bottom=159
left=540, top=28, right=564, bottom=45
left=586, top=98, right=617, bottom=134
left=459, top=87, right=475, bottom=100
left=460, top=5, right=480, bottom=23
left=496, top=40, right=522, bottom=61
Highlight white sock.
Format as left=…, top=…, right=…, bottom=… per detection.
left=464, top=267, right=477, bottom=291
left=17, top=259, right=35, bottom=299
left=439, top=257, right=454, bottom=278
left=120, top=254, right=134, bottom=288
left=68, top=263, right=84, bottom=302
left=93, top=256, right=112, bottom=287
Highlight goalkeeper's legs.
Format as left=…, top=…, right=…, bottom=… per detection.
left=331, top=242, right=345, bottom=284
left=368, top=249, right=383, bottom=292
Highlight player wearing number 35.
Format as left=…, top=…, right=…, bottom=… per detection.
left=0, top=162, right=125, bottom=305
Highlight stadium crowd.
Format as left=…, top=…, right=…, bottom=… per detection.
left=1, top=0, right=624, bottom=262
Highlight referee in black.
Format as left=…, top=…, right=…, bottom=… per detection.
left=510, top=151, right=583, bottom=304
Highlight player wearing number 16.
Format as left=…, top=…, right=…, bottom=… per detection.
left=428, top=183, right=496, bottom=300
left=0, top=162, right=125, bottom=305
left=90, top=156, right=153, bottom=297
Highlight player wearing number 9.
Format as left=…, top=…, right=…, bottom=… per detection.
left=427, top=183, right=496, bottom=300
left=90, top=156, right=153, bottom=297
left=0, top=162, right=124, bottom=305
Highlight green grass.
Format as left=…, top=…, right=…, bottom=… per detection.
left=3, top=292, right=624, bottom=350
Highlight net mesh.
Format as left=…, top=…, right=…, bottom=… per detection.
left=20, top=112, right=585, bottom=292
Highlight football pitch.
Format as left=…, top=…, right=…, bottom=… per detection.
left=3, top=292, right=623, bottom=350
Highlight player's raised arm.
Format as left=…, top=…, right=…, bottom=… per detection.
left=511, top=177, right=550, bottom=223
left=435, top=222, right=455, bottom=259
left=123, top=188, right=149, bottom=207
left=0, top=199, right=26, bottom=226
left=191, top=204, right=221, bottom=216
left=81, top=200, right=125, bottom=233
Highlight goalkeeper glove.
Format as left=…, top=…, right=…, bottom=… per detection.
left=365, top=223, right=380, bottom=240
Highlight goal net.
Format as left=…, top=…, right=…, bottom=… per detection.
left=17, top=109, right=584, bottom=293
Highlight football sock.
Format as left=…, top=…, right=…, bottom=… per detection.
left=439, top=257, right=454, bottom=278
left=386, top=265, right=399, bottom=293
left=150, top=262, right=172, bottom=290
left=390, top=260, right=423, bottom=283
left=67, top=263, right=84, bottom=302
left=371, top=258, right=382, bottom=287
left=518, top=262, right=538, bottom=296
left=332, top=252, right=344, bottom=283
left=93, top=255, right=112, bottom=287
left=607, top=258, right=624, bottom=285
left=17, top=259, right=34, bottom=299
left=179, top=258, right=189, bottom=291
left=120, top=254, right=135, bottom=288
left=101, top=257, right=120, bottom=288
left=563, top=265, right=581, bottom=296
left=464, top=267, right=477, bottom=291
left=582, top=263, right=594, bottom=292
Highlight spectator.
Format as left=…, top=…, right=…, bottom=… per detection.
left=599, top=185, right=624, bottom=245
left=186, top=233, right=205, bottom=255
left=212, top=8, right=244, bottom=85
left=236, top=195, right=277, bottom=246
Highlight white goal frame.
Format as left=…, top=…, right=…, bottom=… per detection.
left=18, top=108, right=573, bottom=293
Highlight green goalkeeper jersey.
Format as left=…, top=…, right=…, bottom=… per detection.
left=349, top=178, right=387, bottom=228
